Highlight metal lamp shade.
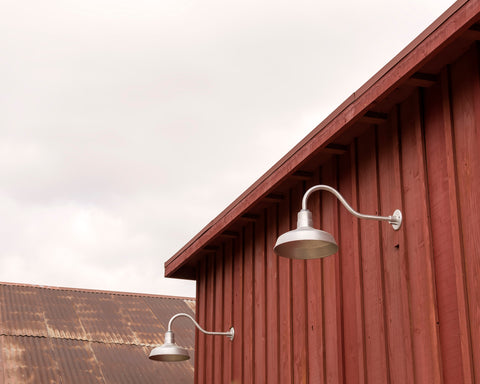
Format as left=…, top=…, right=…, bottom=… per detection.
left=274, top=209, right=338, bottom=259
left=149, top=331, right=190, bottom=362
left=274, top=226, right=338, bottom=259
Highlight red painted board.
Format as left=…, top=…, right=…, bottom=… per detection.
left=357, top=128, right=389, bottom=383
left=400, top=90, right=442, bottom=383
left=338, top=144, right=366, bottom=384
left=243, top=223, right=254, bottom=384
left=450, top=44, right=480, bottom=382
left=291, top=183, right=308, bottom=384
left=377, top=108, right=415, bottom=384
left=222, top=240, right=234, bottom=384
left=278, top=190, right=293, bottom=384
left=254, top=213, right=267, bottom=384
left=231, top=232, right=244, bottom=384
left=321, top=161, right=344, bottom=384
left=266, top=204, right=280, bottom=383
left=306, top=170, right=326, bottom=383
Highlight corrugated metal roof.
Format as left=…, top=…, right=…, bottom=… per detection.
left=0, top=282, right=195, bottom=383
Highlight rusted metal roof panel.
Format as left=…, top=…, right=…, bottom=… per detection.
left=40, top=287, right=89, bottom=340
left=0, top=282, right=195, bottom=383
left=90, top=343, right=193, bottom=384
left=48, top=338, right=104, bottom=384
left=0, top=284, right=48, bottom=338
left=1, top=335, right=60, bottom=384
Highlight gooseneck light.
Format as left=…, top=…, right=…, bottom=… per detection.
left=274, top=185, right=402, bottom=259
left=149, top=313, right=234, bottom=362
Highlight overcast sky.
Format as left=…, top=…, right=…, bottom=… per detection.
left=1, top=0, right=454, bottom=298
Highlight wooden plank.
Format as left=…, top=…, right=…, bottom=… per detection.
left=405, top=72, right=439, bottom=88
left=423, top=72, right=472, bottom=384
left=205, top=254, right=216, bottom=384
left=231, top=232, right=244, bottom=383
left=194, top=269, right=200, bottom=384
left=240, top=213, right=260, bottom=222
left=360, top=111, right=388, bottom=124
left=291, top=183, right=308, bottom=384
left=243, top=223, right=254, bottom=384
left=213, top=251, right=224, bottom=383
left=357, top=128, right=389, bottom=382
left=265, top=204, right=280, bottom=383
left=324, top=143, right=349, bottom=155
left=321, top=160, right=344, bottom=383
left=196, top=260, right=207, bottom=384
left=338, top=143, right=366, bottom=384
left=223, top=240, right=234, bottom=384
left=278, top=190, right=293, bottom=384
left=220, top=231, right=239, bottom=239
left=377, top=107, right=415, bottom=384
left=263, top=193, right=285, bottom=203
left=440, top=66, right=474, bottom=384
left=464, top=22, right=480, bottom=39
left=254, top=212, right=267, bottom=384
left=292, top=170, right=314, bottom=180
left=306, top=169, right=326, bottom=383
left=450, top=44, right=480, bottom=381
left=400, top=89, right=442, bottom=383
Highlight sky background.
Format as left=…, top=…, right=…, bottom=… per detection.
left=1, top=0, right=454, bottom=298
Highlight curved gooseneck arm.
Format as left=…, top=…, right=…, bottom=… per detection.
left=302, top=185, right=402, bottom=230
left=168, top=313, right=234, bottom=341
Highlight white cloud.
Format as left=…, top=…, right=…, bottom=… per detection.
left=0, top=192, right=195, bottom=296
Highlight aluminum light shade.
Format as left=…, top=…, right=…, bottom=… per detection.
left=149, top=331, right=190, bottom=362
left=149, top=313, right=234, bottom=364
left=274, top=209, right=338, bottom=259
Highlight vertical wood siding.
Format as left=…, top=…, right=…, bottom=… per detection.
left=194, top=43, right=480, bottom=383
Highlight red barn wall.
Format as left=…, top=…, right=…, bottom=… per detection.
left=194, top=43, right=480, bottom=384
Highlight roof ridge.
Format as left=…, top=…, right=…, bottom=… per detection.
left=0, top=281, right=195, bottom=301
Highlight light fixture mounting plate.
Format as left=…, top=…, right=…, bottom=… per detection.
left=391, top=209, right=402, bottom=231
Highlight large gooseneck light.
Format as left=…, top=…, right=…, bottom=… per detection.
left=149, top=313, right=234, bottom=362
left=274, top=185, right=402, bottom=259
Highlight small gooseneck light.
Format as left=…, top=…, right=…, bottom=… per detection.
left=149, top=313, right=234, bottom=362
left=274, top=185, right=402, bottom=260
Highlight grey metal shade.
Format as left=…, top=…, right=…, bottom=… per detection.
left=274, top=209, right=338, bottom=259
left=274, top=226, right=338, bottom=259
left=149, top=331, right=190, bottom=362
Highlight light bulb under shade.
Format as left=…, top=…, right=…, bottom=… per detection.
left=274, top=226, right=338, bottom=259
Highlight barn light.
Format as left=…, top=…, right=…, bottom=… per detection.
left=274, top=185, right=402, bottom=259
left=149, top=313, right=234, bottom=362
